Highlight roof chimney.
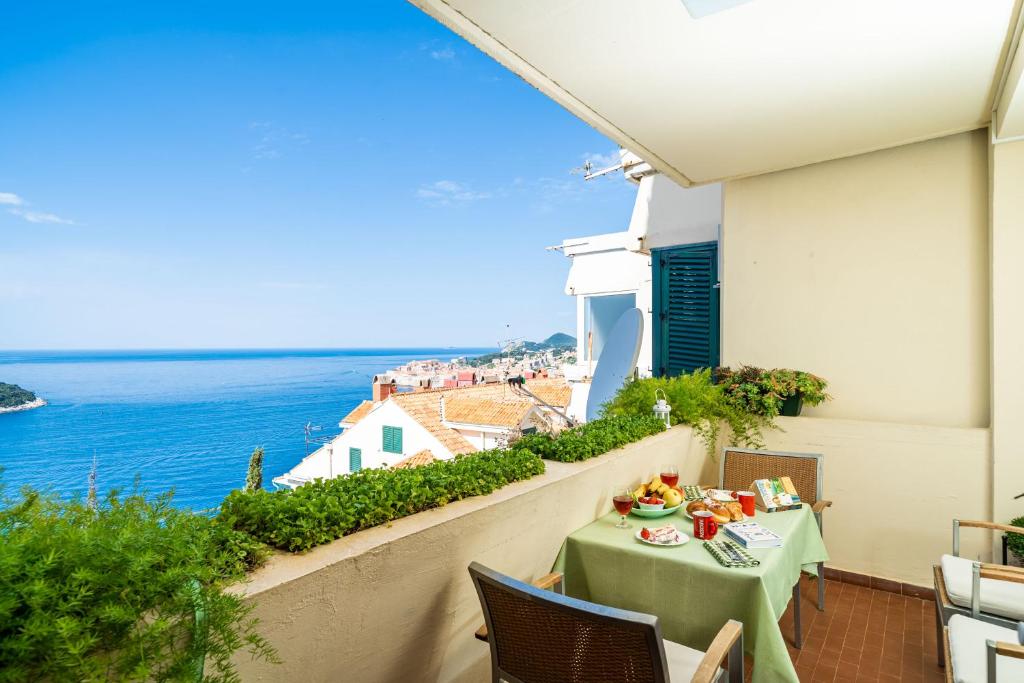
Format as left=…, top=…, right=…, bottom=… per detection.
left=439, top=395, right=446, bottom=422
left=373, top=378, right=396, bottom=402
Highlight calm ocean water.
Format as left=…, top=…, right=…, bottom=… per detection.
left=0, top=349, right=489, bottom=511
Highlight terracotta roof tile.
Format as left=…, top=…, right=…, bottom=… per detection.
left=340, top=400, right=375, bottom=426
left=443, top=398, right=533, bottom=428
left=393, top=449, right=437, bottom=469
left=390, top=379, right=569, bottom=456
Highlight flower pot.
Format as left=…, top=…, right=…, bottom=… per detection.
left=780, top=393, right=803, bottom=417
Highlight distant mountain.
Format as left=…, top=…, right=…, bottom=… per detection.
left=466, top=333, right=577, bottom=367
left=542, top=333, right=576, bottom=348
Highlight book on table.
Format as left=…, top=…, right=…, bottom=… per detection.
left=724, top=521, right=784, bottom=549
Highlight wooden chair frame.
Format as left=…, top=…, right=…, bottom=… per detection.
left=942, top=623, right=1024, bottom=682
left=469, top=562, right=745, bottom=683
left=707, top=447, right=832, bottom=616
left=933, top=519, right=1024, bottom=667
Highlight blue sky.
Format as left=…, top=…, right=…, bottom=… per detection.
left=0, top=2, right=636, bottom=349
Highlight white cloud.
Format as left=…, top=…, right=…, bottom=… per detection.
left=581, top=148, right=622, bottom=170
left=0, top=192, right=24, bottom=206
left=430, top=47, right=456, bottom=61
left=416, top=180, right=491, bottom=206
left=248, top=121, right=309, bottom=161
left=8, top=207, right=75, bottom=225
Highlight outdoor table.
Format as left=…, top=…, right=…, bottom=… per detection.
left=552, top=504, right=828, bottom=683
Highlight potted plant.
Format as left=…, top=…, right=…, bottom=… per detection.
left=715, top=366, right=831, bottom=417
left=1008, top=517, right=1024, bottom=565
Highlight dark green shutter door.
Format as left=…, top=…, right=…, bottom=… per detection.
left=349, top=447, right=362, bottom=473
left=653, top=242, right=720, bottom=377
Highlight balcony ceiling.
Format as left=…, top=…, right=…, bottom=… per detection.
left=411, top=0, right=1024, bottom=185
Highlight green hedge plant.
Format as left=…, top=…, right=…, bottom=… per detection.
left=219, top=447, right=546, bottom=552
left=511, top=415, right=665, bottom=463
left=0, top=484, right=274, bottom=683
left=600, top=370, right=772, bottom=456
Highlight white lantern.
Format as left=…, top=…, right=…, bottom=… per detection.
left=653, top=389, right=672, bottom=428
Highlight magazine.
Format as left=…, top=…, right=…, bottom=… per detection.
left=724, top=521, right=784, bottom=549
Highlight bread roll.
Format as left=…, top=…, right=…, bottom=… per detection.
left=707, top=502, right=731, bottom=524
left=724, top=502, right=744, bottom=521
left=686, top=500, right=708, bottom=514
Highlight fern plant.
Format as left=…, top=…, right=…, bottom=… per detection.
left=601, top=370, right=772, bottom=456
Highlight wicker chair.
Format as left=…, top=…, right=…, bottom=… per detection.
left=933, top=520, right=1024, bottom=667
left=941, top=615, right=1024, bottom=682
left=469, top=562, right=744, bottom=683
left=706, top=448, right=832, bottom=611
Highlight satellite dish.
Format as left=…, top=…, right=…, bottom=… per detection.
left=585, top=308, right=644, bottom=422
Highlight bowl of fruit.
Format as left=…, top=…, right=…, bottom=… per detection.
left=637, top=496, right=666, bottom=511
left=630, top=476, right=685, bottom=518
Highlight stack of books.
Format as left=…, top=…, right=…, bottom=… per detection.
left=724, top=521, right=784, bottom=549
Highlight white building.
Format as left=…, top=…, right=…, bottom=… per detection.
left=272, top=378, right=571, bottom=488
left=562, top=152, right=723, bottom=385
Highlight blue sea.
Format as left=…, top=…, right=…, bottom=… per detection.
left=0, top=349, right=489, bottom=511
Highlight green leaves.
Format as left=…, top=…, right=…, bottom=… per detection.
left=0, top=485, right=273, bottom=682
left=511, top=415, right=665, bottom=463
left=1007, top=517, right=1024, bottom=560
left=600, top=370, right=774, bottom=457
left=219, top=448, right=547, bottom=553
left=715, top=366, right=831, bottom=416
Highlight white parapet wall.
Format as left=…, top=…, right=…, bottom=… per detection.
left=232, top=417, right=991, bottom=681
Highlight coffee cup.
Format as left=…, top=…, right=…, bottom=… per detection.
left=736, top=491, right=756, bottom=517
left=693, top=510, right=718, bottom=540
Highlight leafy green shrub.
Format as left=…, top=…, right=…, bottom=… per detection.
left=511, top=415, right=665, bottom=463
left=715, top=366, right=831, bottom=417
left=0, top=484, right=274, bottom=683
left=600, top=370, right=771, bottom=455
left=219, top=447, right=546, bottom=552
left=1007, top=516, right=1024, bottom=561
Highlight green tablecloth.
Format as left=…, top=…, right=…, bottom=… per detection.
left=552, top=504, right=828, bottom=683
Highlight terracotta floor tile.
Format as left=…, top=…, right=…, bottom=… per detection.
left=781, top=578, right=945, bottom=682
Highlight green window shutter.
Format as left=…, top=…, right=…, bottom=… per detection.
left=349, top=447, right=361, bottom=473
left=652, top=241, right=720, bottom=377
left=382, top=425, right=403, bottom=454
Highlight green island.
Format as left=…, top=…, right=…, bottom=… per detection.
left=0, top=381, right=39, bottom=409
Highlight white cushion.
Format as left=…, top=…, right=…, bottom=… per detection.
left=942, top=554, right=1024, bottom=621
left=948, top=614, right=1024, bottom=683
left=664, top=639, right=723, bottom=682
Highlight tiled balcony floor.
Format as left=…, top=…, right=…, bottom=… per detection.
left=748, top=576, right=944, bottom=682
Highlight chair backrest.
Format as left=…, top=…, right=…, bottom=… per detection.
left=720, top=447, right=823, bottom=506
left=468, top=562, right=670, bottom=683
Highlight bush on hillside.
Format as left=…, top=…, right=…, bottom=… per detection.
left=0, top=482, right=274, bottom=683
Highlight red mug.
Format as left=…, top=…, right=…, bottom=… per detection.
left=735, top=491, right=756, bottom=517
left=693, top=510, right=718, bottom=540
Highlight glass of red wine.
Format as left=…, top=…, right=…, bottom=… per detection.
left=612, top=486, right=634, bottom=529
left=660, top=464, right=679, bottom=489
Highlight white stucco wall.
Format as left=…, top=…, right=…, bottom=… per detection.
left=721, top=130, right=989, bottom=427
left=628, top=174, right=722, bottom=249
left=286, top=400, right=454, bottom=481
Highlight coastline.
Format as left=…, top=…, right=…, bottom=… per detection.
left=0, top=398, right=46, bottom=414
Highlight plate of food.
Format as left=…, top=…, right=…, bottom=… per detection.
left=629, top=477, right=685, bottom=518
left=636, top=523, right=689, bottom=547
left=684, top=498, right=746, bottom=524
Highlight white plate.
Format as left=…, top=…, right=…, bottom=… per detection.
left=635, top=529, right=689, bottom=547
